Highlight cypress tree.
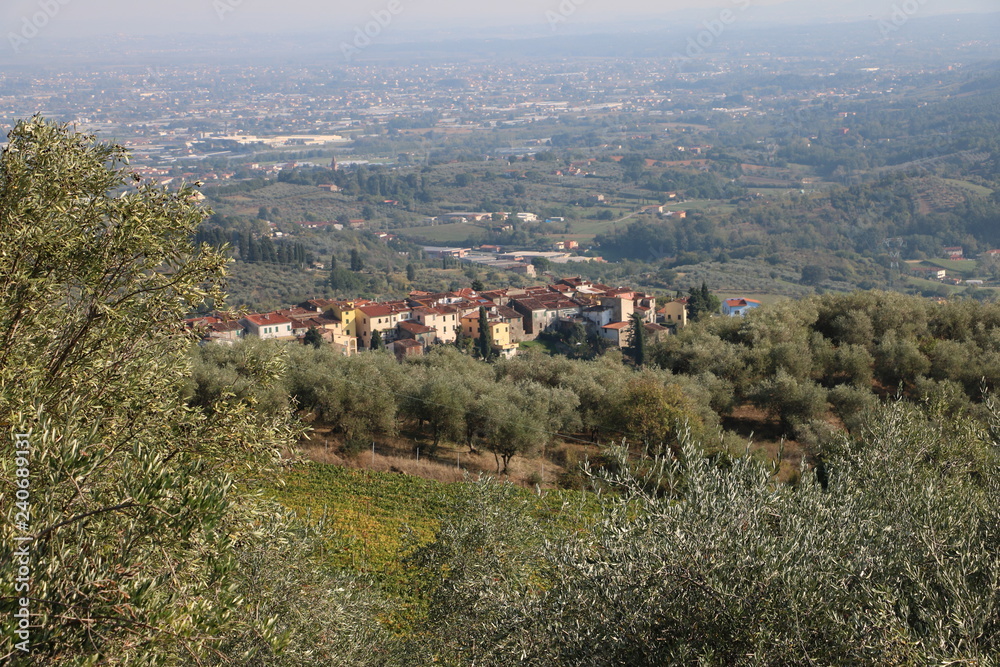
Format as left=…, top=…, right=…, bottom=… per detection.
left=628, top=311, right=647, bottom=366
left=477, top=307, right=495, bottom=361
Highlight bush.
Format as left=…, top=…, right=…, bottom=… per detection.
left=408, top=400, right=1000, bottom=665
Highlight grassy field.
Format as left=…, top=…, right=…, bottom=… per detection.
left=562, top=217, right=634, bottom=239
left=554, top=199, right=738, bottom=242
left=923, top=258, right=980, bottom=276
left=903, top=276, right=964, bottom=295
left=268, top=462, right=595, bottom=580
left=269, top=464, right=456, bottom=577
left=939, top=178, right=994, bottom=197
left=668, top=199, right=738, bottom=214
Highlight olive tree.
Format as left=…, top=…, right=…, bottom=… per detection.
left=0, top=119, right=389, bottom=665
left=408, top=399, right=1000, bottom=665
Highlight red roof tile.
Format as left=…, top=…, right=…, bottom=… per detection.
left=244, top=313, right=293, bottom=326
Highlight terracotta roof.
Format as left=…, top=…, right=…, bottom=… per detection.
left=602, top=322, right=631, bottom=330
left=208, top=320, right=243, bottom=333
left=513, top=297, right=549, bottom=311
left=398, top=321, right=434, bottom=335
left=495, top=306, right=523, bottom=320
left=359, top=304, right=394, bottom=317
left=244, top=313, right=293, bottom=326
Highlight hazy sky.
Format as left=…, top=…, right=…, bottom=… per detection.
left=2, top=0, right=998, bottom=47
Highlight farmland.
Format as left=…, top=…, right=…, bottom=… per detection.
left=268, top=463, right=456, bottom=578
left=268, top=462, right=596, bottom=586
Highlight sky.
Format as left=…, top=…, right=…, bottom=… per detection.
left=1, top=0, right=998, bottom=55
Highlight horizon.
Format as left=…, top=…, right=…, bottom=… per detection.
left=3, top=0, right=999, bottom=64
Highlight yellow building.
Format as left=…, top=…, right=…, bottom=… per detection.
left=327, top=300, right=361, bottom=337
left=659, top=298, right=689, bottom=329
left=460, top=311, right=518, bottom=357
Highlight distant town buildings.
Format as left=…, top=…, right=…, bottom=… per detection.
left=183, top=278, right=749, bottom=357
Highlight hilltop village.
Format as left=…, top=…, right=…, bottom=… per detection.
left=185, top=277, right=760, bottom=358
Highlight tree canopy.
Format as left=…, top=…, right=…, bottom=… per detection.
left=0, top=118, right=385, bottom=664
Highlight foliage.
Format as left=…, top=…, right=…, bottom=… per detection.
left=603, top=373, right=706, bottom=454
left=686, top=281, right=720, bottom=321
left=406, top=399, right=1000, bottom=665
left=269, top=463, right=457, bottom=584
left=626, top=311, right=646, bottom=366
left=283, top=344, right=401, bottom=444
left=476, top=306, right=495, bottom=361
left=0, top=118, right=377, bottom=664
left=303, top=327, right=324, bottom=348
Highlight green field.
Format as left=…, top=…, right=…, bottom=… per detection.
left=924, top=258, right=979, bottom=277
left=903, top=276, right=964, bottom=294
left=268, top=463, right=595, bottom=585
left=939, top=178, right=994, bottom=197
left=556, top=199, right=738, bottom=241
left=671, top=198, right=739, bottom=214
left=268, top=464, right=455, bottom=578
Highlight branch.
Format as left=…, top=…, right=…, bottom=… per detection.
left=32, top=502, right=140, bottom=543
